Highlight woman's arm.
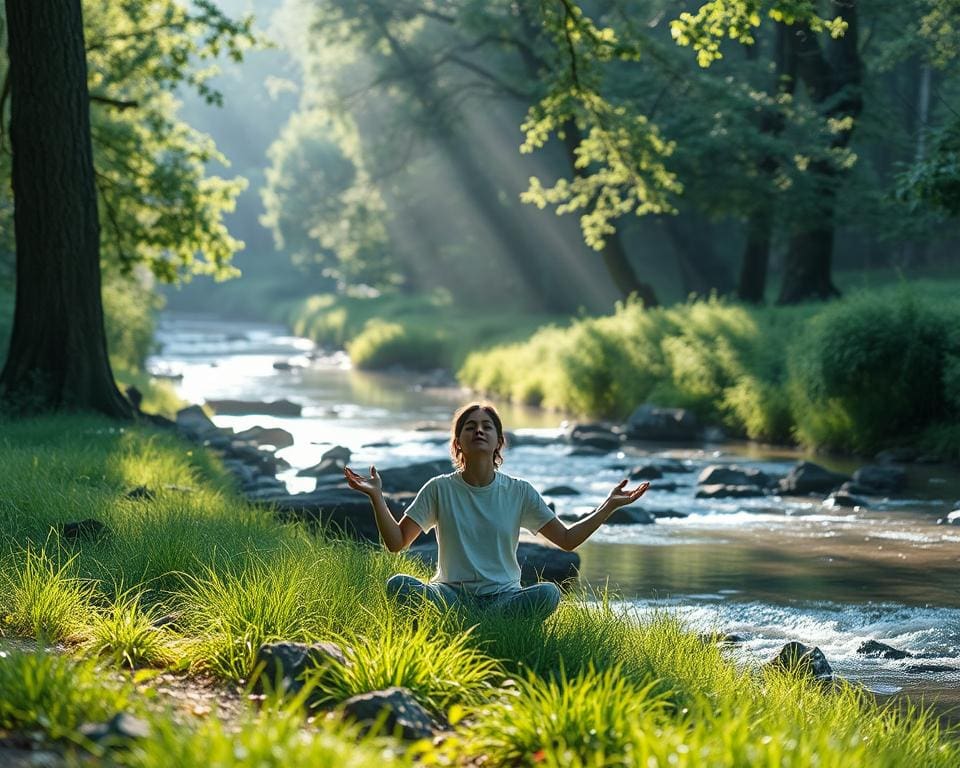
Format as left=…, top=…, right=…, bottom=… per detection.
left=344, top=466, right=423, bottom=552
left=537, top=480, right=650, bottom=552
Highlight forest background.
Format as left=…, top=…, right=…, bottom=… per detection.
left=1, top=0, right=959, bottom=457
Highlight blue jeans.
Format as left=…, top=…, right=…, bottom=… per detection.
left=386, top=573, right=560, bottom=619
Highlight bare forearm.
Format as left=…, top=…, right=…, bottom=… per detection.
left=368, top=492, right=403, bottom=552
left=558, top=501, right=615, bottom=551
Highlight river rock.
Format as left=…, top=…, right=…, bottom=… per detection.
left=543, top=485, right=580, bottom=496
left=937, top=510, right=960, bottom=525
left=232, top=426, right=295, bottom=450
left=205, top=398, right=302, bottom=417
left=264, top=488, right=405, bottom=541
left=838, top=480, right=878, bottom=496
left=649, top=508, right=688, bottom=519
left=321, top=445, right=352, bottom=463
left=252, top=641, right=347, bottom=695
left=874, top=447, right=919, bottom=464
left=767, top=641, right=833, bottom=680
left=297, top=457, right=347, bottom=478
left=340, top=687, right=440, bottom=740
left=225, top=442, right=279, bottom=474
left=856, top=640, right=912, bottom=660
left=852, top=465, right=907, bottom=494
left=376, top=460, right=452, bottom=494
left=697, top=465, right=775, bottom=488
left=629, top=465, right=663, bottom=480
left=778, top=462, right=849, bottom=495
left=905, top=663, right=960, bottom=674
left=505, top=431, right=559, bottom=448
left=567, top=423, right=623, bottom=450
left=695, top=484, right=767, bottom=499
left=823, top=491, right=868, bottom=508
left=175, top=405, right=221, bottom=439
left=624, top=405, right=700, bottom=442
left=605, top=507, right=655, bottom=525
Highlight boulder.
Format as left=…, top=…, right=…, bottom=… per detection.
left=175, top=405, right=221, bottom=439
left=629, top=465, right=663, bottom=480
left=205, top=398, right=302, bottom=417
left=695, top=484, right=767, bottom=499
left=321, top=445, right=352, bottom=463
left=297, top=457, right=348, bottom=478
left=767, top=641, right=833, bottom=680
left=232, top=426, right=295, bottom=450
left=340, top=687, right=440, bottom=740
left=650, top=481, right=679, bottom=492
left=856, top=640, right=911, bottom=660
left=852, top=465, right=907, bottom=494
left=624, top=405, right=700, bottom=442
left=649, top=508, right=688, bottom=519
left=697, top=464, right=774, bottom=488
left=874, top=447, right=918, bottom=464
left=376, top=460, right=452, bottom=494
left=264, top=488, right=405, bottom=541
left=823, top=491, right=868, bottom=509
left=543, top=485, right=580, bottom=496
left=605, top=507, right=655, bottom=525
left=57, top=518, right=111, bottom=542
left=252, top=641, right=347, bottom=696
left=778, top=462, right=849, bottom=495
left=567, top=423, right=623, bottom=450
left=838, top=480, right=878, bottom=496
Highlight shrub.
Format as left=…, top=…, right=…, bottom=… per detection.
left=347, top=319, right=449, bottom=370
left=788, top=290, right=960, bottom=452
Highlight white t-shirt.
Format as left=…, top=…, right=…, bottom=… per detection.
left=403, top=471, right=557, bottom=596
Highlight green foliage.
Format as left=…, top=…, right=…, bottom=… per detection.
left=347, top=319, right=450, bottom=370
left=789, top=288, right=960, bottom=452
left=0, top=545, right=92, bottom=641
left=0, top=651, right=132, bottom=741
left=84, top=588, right=178, bottom=669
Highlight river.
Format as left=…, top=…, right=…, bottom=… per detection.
left=149, top=313, right=960, bottom=717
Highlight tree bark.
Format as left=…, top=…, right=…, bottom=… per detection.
left=1, top=0, right=133, bottom=417
left=776, top=0, right=861, bottom=304
left=738, top=211, right=771, bottom=303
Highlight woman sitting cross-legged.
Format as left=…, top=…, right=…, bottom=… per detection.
left=344, top=402, right=649, bottom=620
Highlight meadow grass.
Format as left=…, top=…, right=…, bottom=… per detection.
left=0, top=413, right=956, bottom=765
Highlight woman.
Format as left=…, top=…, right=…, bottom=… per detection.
left=344, top=403, right=649, bottom=619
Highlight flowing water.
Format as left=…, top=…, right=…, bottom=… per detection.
left=150, top=314, right=960, bottom=717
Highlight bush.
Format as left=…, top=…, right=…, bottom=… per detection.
left=788, top=290, right=960, bottom=452
left=346, top=319, right=449, bottom=370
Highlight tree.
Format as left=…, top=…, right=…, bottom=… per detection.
left=1, top=0, right=132, bottom=416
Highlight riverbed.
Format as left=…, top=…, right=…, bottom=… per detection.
left=149, top=314, right=960, bottom=717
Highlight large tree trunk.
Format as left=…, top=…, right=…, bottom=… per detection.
left=662, top=217, right=734, bottom=297
left=738, top=211, right=771, bottom=303
left=776, top=0, right=861, bottom=304
left=1, top=0, right=133, bottom=417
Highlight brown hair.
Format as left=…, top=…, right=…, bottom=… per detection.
left=449, top=403, right=506, bottom=470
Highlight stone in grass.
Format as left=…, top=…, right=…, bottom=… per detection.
left=767, top=641, right=833, bottom=680
left=124, top=485, right=155, bottom=502
left=57, top=518, right=112, bottom=542
left=340, top=687, right=441, bottom=740
left=79, top=713, right=151, bottom=745
left=856, top=640, right=912, bottom=660
left=252, top=641, right=347, bottom=696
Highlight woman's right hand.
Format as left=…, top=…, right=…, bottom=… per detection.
left=344, top=465, right=383, bottom=498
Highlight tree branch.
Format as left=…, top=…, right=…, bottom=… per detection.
left=90, top=94, right=139, bottom=110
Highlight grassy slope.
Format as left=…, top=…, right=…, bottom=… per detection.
left=0, top=415, right=956, bottom=765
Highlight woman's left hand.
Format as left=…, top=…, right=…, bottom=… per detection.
left=602, top=479, right=650, bottom=511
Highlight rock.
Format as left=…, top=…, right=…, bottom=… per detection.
left=297, top=457, right=347, bottom=478
left=568, top=446, right=608, bottom=457
left=376, top=460, right=452, bottom=494
left=767, top=641, right=833, bottom=680
left=340, top=687, right=440, bottom=740
left=624, top=404, right=700, bottom=442
left=252, top=641, right=346, bottom=696
left=778, top=462, right=849, bottom=495
left=79, top=713, right=151, bottom=744
left=649, top=508, right=688, bottom=519
left=205, top=398, right=302, bottom=417
left=567, top=423, right=622, bottom=450
left=838, top=480, right=877, bottom=496
left=404, top=541, right=580, bottom=585
left=264, top=488, right=405, bottom=541
left=629, top=465, right=663, bottom=480
left=226, top=443, right=279, bottom=475
left=232, top=426, right=295, bottom=450
left=937, top=510, right=960, bottom=525
left=699, top=632, right=744, bottom=645
left=57, top=518, right=111, bottom=541
left=852, top=465, right=907, bottom=494
left=124, top=485, right=155, bottom=501
left=874, top=447, right=918, bottom=464
left=823, top=491, right=868, bottom=508
left=505, top=432, right=558, bottom=448
left=605, top=507, right=655, bottom=525
left=905, top=664, right=959, bottom=674
left=649, top=481, right=679, bottom=492
left=175, top=405, right=220, bottom=439
left=321, top=445, right=352, bottom=463
left=695, top=484, right=767, bottom=499
left=543, top=485, right=580, bottom=496
left=697, top=465, right=774, bottom=488
left=856, top=640, right=912, bottom=660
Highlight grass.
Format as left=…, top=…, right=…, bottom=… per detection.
left=0, top=413, right=956, bottom=765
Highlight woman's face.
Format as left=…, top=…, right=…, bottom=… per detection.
left=456, top=408, right=501, bottom=463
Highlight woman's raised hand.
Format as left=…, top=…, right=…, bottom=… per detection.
left=344, top=465, right=383, bottom=498
left=603, top=479, right=650, bottom=511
